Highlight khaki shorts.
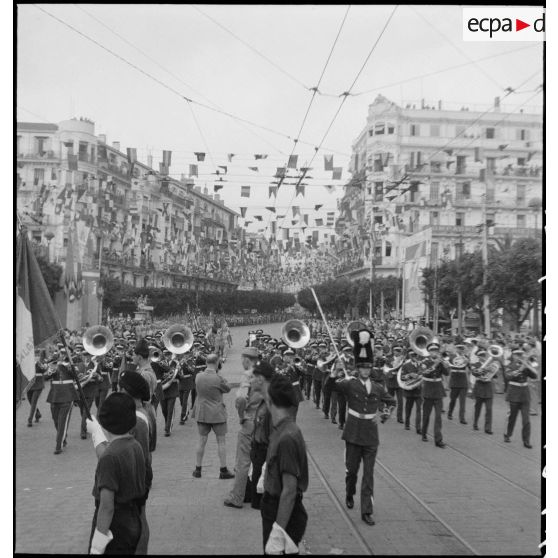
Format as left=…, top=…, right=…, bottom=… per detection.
left=197, top=422, right=227, bottom=436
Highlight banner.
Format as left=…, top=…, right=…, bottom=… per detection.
left=401, top=228, right=432, bottom=319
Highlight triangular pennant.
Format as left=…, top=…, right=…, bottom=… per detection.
left=218, top=165, right=228, bottom=174
left=214, top=184, right=223, bottom=192
left=227, top=154, right=235, bottom=162
left=288, top=155, right=298, bottom=169
left=265, top=207, right=276, bottom=213
left=248, top=166, right=259, bottom=172
left=314, top=204, right=323, bottom=211
left=240, top=207, right=247, bottom=218
left=254, top=154, right=268, bottom=160
left=194, top=152, right=206, bottom=162
left=324, top=154, right=334, bottom=171
left=241, top=186, right=251, bottom=198
left=269, top=186, right=278, bottom=198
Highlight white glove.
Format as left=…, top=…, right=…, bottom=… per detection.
left=265, top=522, right=298, bottom=555
left=248, top=463, right=253, bottom=481
left=257, top=462, right=266, bottom=494
left=86, top=416, right=108, bottom=448
left=90, top=528, right=113, bottom=554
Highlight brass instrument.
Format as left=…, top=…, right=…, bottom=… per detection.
left=383, top=355, right=404, bottom=377
left=408, top=327, right=435, bottom=357
left=282, top=320, right=310, bottom=349
left=81, top=326, right=114, bottom=387
left=518, top=354, right=539, bottom=377
left=149, top=346, right=163, bottom=363
left=160, top=325, right=193, bottom=389
left=397, top=365, right=423, bottom=391
left=476, top=345, right=504, bottom=382
left=345, top=321, right=368, bottom=346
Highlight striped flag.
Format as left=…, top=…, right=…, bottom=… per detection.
left=16, top=231, right=61, bottom=399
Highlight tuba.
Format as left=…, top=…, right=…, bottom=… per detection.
left=282, top=320, right=310, bottom=349
left=161, top=324, right=193, bottom=389
left=80, top=326, right=114, bottom=387
left=149, top=346, right=163, bottom=363
left=408, top=327, right=435, bottom=357
left=345, top=321, right=368, bottom=346
left=397, top=365, right=424, bottom=391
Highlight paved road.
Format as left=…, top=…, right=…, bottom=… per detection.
left=15, top=323, right=543, bottom=555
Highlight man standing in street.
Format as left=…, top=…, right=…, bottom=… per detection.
left=336, top=329, right=396, bottom=526
left=224, top=347, right=264, bottom=508
left=192, top=354, right=235, bottom=479
left=261, top=375, right=308, bottom=554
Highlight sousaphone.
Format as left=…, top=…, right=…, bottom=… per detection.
left=282, top=320, right=310, bottom=349
left=81, top=325, right=114, bottom=386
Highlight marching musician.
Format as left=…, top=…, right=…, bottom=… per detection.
left=504, top=349, right=538, bottom=448
left=178, top=354, right=195, bottom=424
left=26, top=349, right=47, bottom=427
left=78, top=351, right=103, bottom=440
left=401, top=350, right=423, bottom=433
left=312, top=342, right=328, bottom=409
left=384, top=345, right=404, bottom=424
left=282, top=348, right=305, bottom=418
left=46, top=348, right=78, bottom=454
left=303, top=343, right=317, bottom=400
left=471, top=349, right=495, bottom=434
left=420, top=340, right=450, bottom=448
left=336, top=329, right=396, bottom=526
left=447, top=344, right=470, bottom=424
left=95, top=355, right=112, bottom=411
left=160, top=352, right=183, bottom=437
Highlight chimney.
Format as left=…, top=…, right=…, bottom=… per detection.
left=438, top=100, right=442, bottom=110
left=98, top=134, right=106, bottom=143
left=494, top=96, right=500, bottom=112
left=112, top=141, right=120, bottom=151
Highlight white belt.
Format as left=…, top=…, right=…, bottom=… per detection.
left=52, top=380, right=74, bottom=385
left=348, top=408, right=376, bottom=420
left=292, top=381, right=300, bottom=386
left=509, top=381, right=528, bottom=387
left=422, top=377, right=442, bottom=382
left=450, top=369, right=467, bottom=373
left=35, top=373, right=44, bottom=377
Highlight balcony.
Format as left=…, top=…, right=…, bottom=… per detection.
left=18, top=150, right=57, bottom=161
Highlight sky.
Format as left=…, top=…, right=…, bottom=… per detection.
left=16, top=4, right=543, bottom=236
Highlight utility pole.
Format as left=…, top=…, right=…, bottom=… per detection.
left=481, top=190, right=491, bottom=337
left=369, top=232, right=374, bottom=320
left=433, top=256, right=439, bottom=335
left=457, top=234, right=463, bottom=336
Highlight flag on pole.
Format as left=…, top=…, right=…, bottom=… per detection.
left=269, top=186, right=277, bottom=198
left=265, top=207, right=276, bottom=213
left=16, top=230, right=61, bottom=398
left=240, top=207, right=247, bottom=218
left=324, top=155, right=334, bottom=170
left=227, top=153, right=235, bottom=162
left=288, top=155, right=298, bottom=169
left=332, top=167, right=342, bottom=180
left=194, top=152, right=206, bottom=162
left=127, top=148, right=137, bottom=177
left=296, top=184, right=305, bottom=197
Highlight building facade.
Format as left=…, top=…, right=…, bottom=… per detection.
left=335, top=94, right=542, bottom=281
left=17, top=118, right=240, bottom=312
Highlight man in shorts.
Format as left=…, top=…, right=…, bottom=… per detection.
left=192, top=354, right=235, bottom=479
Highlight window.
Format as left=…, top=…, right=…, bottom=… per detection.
left=430, top=211, right=440, bottom=226
left=456, top=125, right=467, bottom=138
left=354, top=153, right=359, bottom=169
left=430, top=124, right=440, bottom=137
left=374, top=122, right=385, bottom=135
left=385, top=241, right=392, bottom=257
left=430, top=181, right=440, bottom=201
left=34, top=136, right=48, bottom=155
left=33, top=168, right=45, bottom=186
left=456, top=212, right=465, bottom=226
left=374, top=215, right=383, bottom=226
left=374, top=182, right=383, bottom=202
left=455, top=243, right=463, bottom=259
left=486, top=157, right=496, bottom=173
left=374, top=244, right=382, bottom=258
left=517, top=157, right=526, bottom=166
left=367, top=187, right=372, bottom=196
left=457, top=181, right=471, bottom=200
left=516, top=184, right=526, bottom=204
left=485, top=127, right=496, bottom=139
left=368, top=129, right=374, bottom=137
left=431, top=242, right=439, bottom=263
left=387, top=123, right=395, bottom=134
left=516, top=128, right=530, bottom=141
left=410, top=124, right=419, bottom=136
left=486, top=183, right=495, bottom=202
left=517, top=214, right=526, bottom=228
left=373, top=155, right=383, bottom=172
left=456, top=155, right=466, bottom=174
left=486, top=213, right=495, bottom=228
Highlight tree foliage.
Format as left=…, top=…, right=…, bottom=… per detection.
left=297, top=276, right=401, bottom=317
left=36, top=255, right=63, bottom=300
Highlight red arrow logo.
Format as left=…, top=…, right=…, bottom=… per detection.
left=516, top=18, right=530, bottom=31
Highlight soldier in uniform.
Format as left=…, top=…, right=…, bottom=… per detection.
left=179, top=354, right=195, bottom=424
left=45, top=349, right=78, bottom=454
left=78, top=352, right=103, bottom=440
left=303, top=343, right=317, bottom=400
left=161, top=354, right=183, bottom=436
left=26, top=349, right=47, bottom=427
left=313, top=342, right=328, bottom=410
left=335, top=329, right=396, bottom=526
left=400, top=350, right=423, bottom=433
left=420, top=340, right=450, bottom=447
left=384, top=345, right=404, bottom=423
left=111, top=342, right=125, bottom=392
left=447, top=344, right=470, bottom=424
left=281, top=348, right=304, bottom=419
left=504, top=349, right=538, bottom=448
left=471, top=349, right=495, bottom=434
left=94, top=355, right=112, bottom=412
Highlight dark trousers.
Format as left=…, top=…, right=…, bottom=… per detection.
left=345, top=442, right=378, bottom=515
left=422, top=398, right=443, bottom=443
left=50, top=402, right=73, bottom=451
left=313, top=381, right=322, bottom=408
left=304, top=376, right=313, bottom=399
left=506, top=400, right=531, bottom=443
left=111, top=382, right=118, bottom=393
left=78, top=397, right=95, bottom=437
left=95, top=387, right=109, bottom=412
left=161, top=397, right=176, bottom=434
left=474, top=397, right=493, bottom=431
left=89, top=503, right=141, bottom=555
left=179, top=389, right=191, bottom=421
left=335, top=392, right=346, bottom=426
left=322, top=378, right=336, bottom=416
left=404, top=396, right=422, bottom=431
left=387, top=386, right=403, bottom=421
left=26, top=389, right=42, bottom=423
left=448, top=387, right=467, bottom=420
left=249, top=442, right=268, bottom=510
left=261, top=492, right=307, bottom=553
left=151, top=395, right=160, bottom=413
left=191, top=389, right=197, bottom=408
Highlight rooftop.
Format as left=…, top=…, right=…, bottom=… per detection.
left=17, top=122, right=58, bottom=132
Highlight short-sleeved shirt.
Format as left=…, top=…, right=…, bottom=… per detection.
left=264, top=417, right=308, bottom=497
left=92, top=436, right=146, bottom=505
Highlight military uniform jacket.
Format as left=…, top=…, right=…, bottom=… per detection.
left=400, top=361, right=422, bottom=398
left=29, top=362, right=46, bottom=392
left=420, top=359, right=449, bottom=399
left=337, top=377, right=395, bottom=447
left=384, top=356, right=402, bottom=389
left=111, top=356, right=123, bottom=383
left=178, top=361, right=195, bottom=391
left=312, top=358, right=323, bottom=382
left=285, top=365, right=304, bottom=404
left=99, top=361, right=112, bottom=390
left=151, top=361, right=167, bottom=402
left=80, top=361, right=102, bottom=399
left=504, top=364, right=537, bottom=403
left=448, top=355, right=469, bottom=388
left=46, top=362, right=78, bottom=404
left=472, top=361, right=496, bottom=399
